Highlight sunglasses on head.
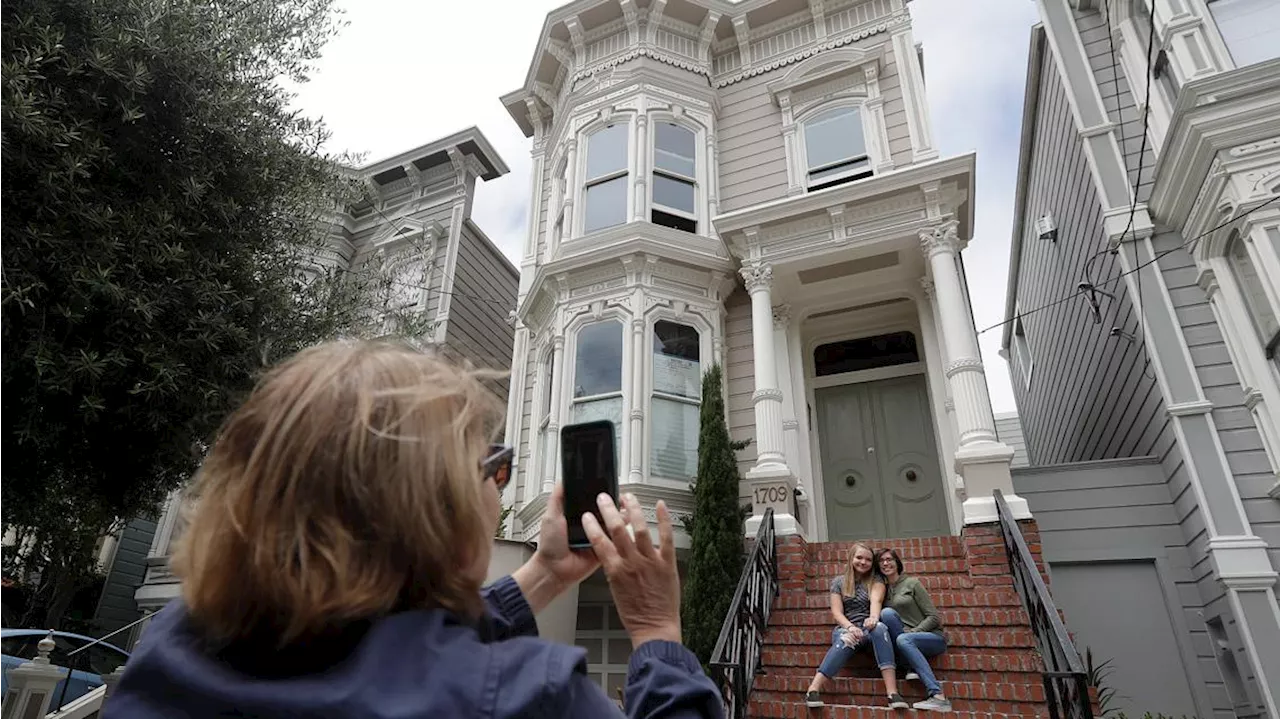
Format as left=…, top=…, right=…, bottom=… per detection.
left=481, top=444, right=514, bottom=492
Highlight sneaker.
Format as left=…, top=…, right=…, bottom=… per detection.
left=905, top=671, right=920, bottom=681
left=913, top=694, right=953, bottom=712
left=888, top=693, right=910, bottom=710
left=805, top=690, right=823, bottom=708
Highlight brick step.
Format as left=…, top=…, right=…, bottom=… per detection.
left=747, top=698, right=1044, bottom=719
left=809, top=539, right=966, bottom=561
left=753, top=673, right=1049, bottom=703
left=803, top=575, right=978, bottom=592
left=764, top=627, right=1037, bottom=651
left=761, top=647, right=1043, bottom=674
left=771, top=608, right=1029, bottom=628
left=781, top=589, right=1024, bottom=610
left=806, top=559, right=971, bottom=576
left=750, top=689, right=1046, bottom=717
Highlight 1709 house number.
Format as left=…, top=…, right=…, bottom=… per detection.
left=753, top=485, right=789, bottom=505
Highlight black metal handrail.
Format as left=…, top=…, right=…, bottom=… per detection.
left=708, top=508, right=779, bottom=719
left=993, top=490, right=1093, bottom=719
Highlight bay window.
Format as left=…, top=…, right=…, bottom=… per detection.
left=1227, top=231, right=1280, bottom=372
left=650, top=321, right=701, bottom=479
left=652, top=122, right=697, bottom=233
left=803, top=106, right=872, bottom=191
left=571, top=321, right=624, bottom=447
left=583, top=124, right=629, bottom=234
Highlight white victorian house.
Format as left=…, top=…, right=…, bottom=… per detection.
left=498, top=2, right=1029, bottom=686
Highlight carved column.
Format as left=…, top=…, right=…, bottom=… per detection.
left=773, top=304, right=805, bottom=509
left=629, top=316, right=647, bottom=483
left=741, top=261, right=800, bottom=537
left=634, top=115, right=649, bottom=222
left=562, top=138, right=578, bottom=239
left=544, top=334, right=567, bottom=493
left=919, top=221, right=1030, bottom=524
left=741, top=263, right=788, bottom=472
left=917, top=278, right=960, bottom=518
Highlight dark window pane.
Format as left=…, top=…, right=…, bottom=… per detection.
left=574, top=321, right=623, bottom=397
left=651, top=209, right=696, bottom=234
left=654, top=122, right=695, bottom=178
left=584, top=176, right=627, bottom=232
left=814, top=332, right=919, bottom=376
left=652, top=321, right=701, bottom=399
left=586, top=124, right=628, bottom=180
left=653, top=174, right=695, bottom=214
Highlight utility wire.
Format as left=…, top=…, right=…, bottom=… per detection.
left=981, top=194, right=1280, bottom=336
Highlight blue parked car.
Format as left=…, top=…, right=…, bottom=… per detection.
left=1, top=628, right=130, bottom=705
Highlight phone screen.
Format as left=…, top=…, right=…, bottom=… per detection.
left=561, top=420, right=618, bottom=548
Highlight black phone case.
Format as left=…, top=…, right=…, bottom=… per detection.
left=561, top=420, right=619, bottom=549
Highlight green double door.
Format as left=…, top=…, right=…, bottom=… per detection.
left=814, top=374, right=948, bottom=540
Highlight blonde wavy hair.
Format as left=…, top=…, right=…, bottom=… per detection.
left=840, top=543, right=876, bottom=597
left=172, top=340, right=506, bottom=648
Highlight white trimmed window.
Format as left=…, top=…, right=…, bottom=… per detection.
left=1207, top=0, right=1280, bottom=68
left=571, top=320, right=624, bottom=448
left=537, top=348, right=555, bottom=479
left=802, top=106, right=872, bottom=191
left=1013, top=311, right=1034, bottom=389
left=650, top=321, right=701, bottom=479
left=582, top=124, right=629, bottom=234
left=651, top=122, right=697, bottom=234
left=1227, top=231, right=1280, bottom=373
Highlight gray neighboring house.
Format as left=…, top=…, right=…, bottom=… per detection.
left=1003, top=6, right=1280, bottom=719
left=131, top=128, right=518, bottom=632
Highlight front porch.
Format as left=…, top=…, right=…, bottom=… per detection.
left=714, top=154, right=1029, bottom=541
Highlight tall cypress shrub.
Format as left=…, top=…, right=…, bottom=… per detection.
left=681, top=363, right=746, bottom=666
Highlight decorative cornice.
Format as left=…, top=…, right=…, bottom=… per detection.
left=944, top=357, right=983, bottom=378
left=752, top=388, right=784, bottom=403
left=713, top=12, right=909, bottom=88
left=740, top=263, right=774, bottom=292
left=919, top=220, right=962, bottom=260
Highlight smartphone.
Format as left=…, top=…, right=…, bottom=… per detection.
left=561, top=420, right=619, bottom=549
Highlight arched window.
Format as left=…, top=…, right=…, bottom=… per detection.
left=802, top=106, right=871, bottom=191
left=583, top=124, right=629, bottom=233
left=652, top=122, right=697, bottom=234
left=651, top=321, right=701, bottom=479
left=1227, top=231, right=1280, bottom=368
left=571, top=321, right=624, bottom=446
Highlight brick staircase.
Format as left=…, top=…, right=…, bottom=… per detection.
left=745, top=524, right=1055, bottom=719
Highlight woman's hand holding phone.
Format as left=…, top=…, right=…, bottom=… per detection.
left=582, top=492, right=683, bottom=649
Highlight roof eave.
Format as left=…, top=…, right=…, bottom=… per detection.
left=1001, top=25, right=1046, bottom=352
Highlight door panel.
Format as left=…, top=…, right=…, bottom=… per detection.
left=816, top=374, right=947, bottom=540
left=815, top=384, right=884, bottom=539
left=871, top=376, right=948, bottom=537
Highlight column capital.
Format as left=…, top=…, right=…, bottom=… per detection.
left=772, top=303, right=792, bottom=329
left=918, top=220, right=962, bottom=259
left=740, top=262, right=774, bottom=292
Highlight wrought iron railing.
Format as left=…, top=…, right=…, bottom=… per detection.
left=993, top=489, right=1094, bottom=719
left=708, top=508, right=779, bottom=719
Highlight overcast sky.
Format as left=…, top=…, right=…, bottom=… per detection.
left=291, top=0, right=1041, bottom=413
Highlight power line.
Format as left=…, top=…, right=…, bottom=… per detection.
left=981, top=194, right=1280, bottom=336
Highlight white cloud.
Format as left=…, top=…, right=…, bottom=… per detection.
left=293, top=0, right=1038, bottom=412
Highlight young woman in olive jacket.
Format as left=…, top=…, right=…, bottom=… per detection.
left=876, top=548, right=952, bottom=712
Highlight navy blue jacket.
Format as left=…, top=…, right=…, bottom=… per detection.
left=103, top=575, right=724, bottom=718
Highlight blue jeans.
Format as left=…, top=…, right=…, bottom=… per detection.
left=816, top=621, right=894, bottom=678
left=881, top=608, right=947, bottom=696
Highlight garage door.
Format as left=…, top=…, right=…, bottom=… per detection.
left=575, top=601, right=632, bottom=708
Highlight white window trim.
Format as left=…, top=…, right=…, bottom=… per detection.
left=644, top=313, right=713, bottom=481
left=527, top=345, right=557, bottom=505
left=575, top=116, right=635, bottom=240
left=1112, top=0, right=1178, bottom=156
left=1199, top=218, right=1280, bottom=495
left=563, top=312, right=632, bottom=485
left=797, top=103, right=877, bottom=191
left=647, top=115, right=705, bottom=234
left=770, top=49, right=894, bottom=196
left=1012, top=306, right=1035, bottom=390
